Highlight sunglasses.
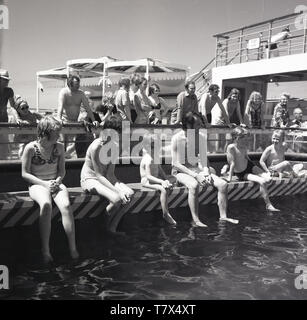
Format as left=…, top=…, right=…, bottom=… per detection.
left=20, top=105, right=29, bottom=110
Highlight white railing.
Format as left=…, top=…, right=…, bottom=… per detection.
left=1, top=123, right=306, bottom=160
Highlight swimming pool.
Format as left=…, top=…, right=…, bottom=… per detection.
left=3, top=193, right=307, bottom=300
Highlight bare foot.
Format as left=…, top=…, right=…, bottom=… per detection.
left=219, top=217, right=239, bottom=224
left=266, top=204, right=280, bottom=212
left=163, top=213, right=177, bottom=225
left=70, top=250, right=80, bottom=260
left=192, top=220, right=208, bottom=228
left=42, top=252, right=54, bottom=264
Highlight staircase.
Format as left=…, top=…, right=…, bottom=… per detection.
left=189, top=58, right=215, bottom=100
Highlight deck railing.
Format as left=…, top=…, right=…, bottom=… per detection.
left=0, top=123, right=306, bottom=161
left=214, top=11, right=307, bottom=67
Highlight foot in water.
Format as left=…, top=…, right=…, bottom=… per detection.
left=219, top=217, right=239, bottom=224
left=163, top=212, right=177, bottom=225
left=70, top=250, right=80, bottom=260
left=192, top=220, right=208, bottom=228
left=42, top=252, right=54, bottom=265
left=266, top=204, right=280, bottom=212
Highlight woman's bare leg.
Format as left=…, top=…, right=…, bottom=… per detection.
left=53, top=184, right=79, bottom=259
left=29, top=185, right=54, bottom=263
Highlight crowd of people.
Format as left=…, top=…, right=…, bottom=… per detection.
left=1, top=68, right=307, bottom=160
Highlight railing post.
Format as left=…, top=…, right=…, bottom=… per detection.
left=267, top=22, right=273, bottom=59
left=215, top=37, right=219, bottom=67
left=288, top=39, right=291, bottom=55
left=239, top=30, right=243, bottom=63
left=225, top=39, right=228, bottom=65
left=303, top=23, right=307, bottom=53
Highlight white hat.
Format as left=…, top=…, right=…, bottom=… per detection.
left=0, top=70, right=11, bottom=80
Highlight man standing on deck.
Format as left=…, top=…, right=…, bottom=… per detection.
left=199, top=84, right=231, bottom=127
left=57, top=75, right=99, bottom=158
left=171, top=80, right=201, bottom=125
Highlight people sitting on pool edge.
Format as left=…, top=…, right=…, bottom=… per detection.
left=80, top=116, right=134, bottom=234
left=223, top=126, right=280, bottom=212
left=21, top=116, right=79, bottom=264
left=140, top=133, right=177, bottom=225
left=259, top=130, right=307, bottom=178
left=171, top=112, right=239, bottom=225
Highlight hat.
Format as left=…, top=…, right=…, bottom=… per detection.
left=0, top=70, right=10, bottom=80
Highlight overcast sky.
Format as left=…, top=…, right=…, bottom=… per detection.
left=0, top=0, right=305, bottom=107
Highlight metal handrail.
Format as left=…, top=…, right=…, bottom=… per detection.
left=213, top=11, right=303, bottom=38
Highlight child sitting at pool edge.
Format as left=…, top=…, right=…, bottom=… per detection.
left=259, top=130, right=307, bottom=178
left=21, top=116, right=79, bottom=264
left=80, top=116, right=134, bottom=234
left=140, top=133, right=177, bottom=225
left=224, top=126, right=280, bottom=212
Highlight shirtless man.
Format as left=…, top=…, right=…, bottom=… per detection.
left=259, top=130, right=306, bottom=178
left=199, top=84, right=231, bottom=127
left=226, top=127, right=279, bottom=212
left=57, top=75, right=99, bottom=157
left=171, top=112, right=238, bottom=226
left=0, top=69, right=21, bottom=159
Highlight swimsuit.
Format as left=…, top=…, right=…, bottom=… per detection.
left=30, top=142, right=60, bottom=182
left=233, top=159, right=256, bottom=181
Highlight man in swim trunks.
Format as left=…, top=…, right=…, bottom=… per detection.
left=171, top=112, right=238, bottom=225
left=57, top=75, right=99, bottom=158
left=198, top=84, right=231, bottom=127
left=226, top=126, right=279, bottom=212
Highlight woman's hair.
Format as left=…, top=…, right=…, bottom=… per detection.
left=15, top=96, right=29, bottom=113
left=142, top=133, right=157, bottom=152
left=208, top=84, right=219, bottom=92
left=118, top=77, right=130, bottom=89
left=102, top=115, right=122, bottom=133
left=231, top=126, right=249, bottom=140
left=130, top=73, right=142, bottom=86
left=227, top=88, right=241, bottom=100
left=272, top=129, right=285, bottom=141
left=184, top=80, right=195, bottom=90
left=249, top=91, right=263, bottom=102
left=37, top=116, right=62, bottom=140
left=182, top=111, right=204, bottom=129
left=148, top=83, right=160, bottom=96
left=280, top=92, right=290, bottom=100
left=67, top=75, right=80, bottom=88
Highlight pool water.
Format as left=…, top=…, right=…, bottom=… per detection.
left=4, top=194, right=307, bottom=300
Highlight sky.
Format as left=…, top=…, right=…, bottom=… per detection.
left=0, top=0, right=306, bottom=108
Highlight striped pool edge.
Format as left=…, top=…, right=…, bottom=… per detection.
left=0, top=178, right=307, bottom=229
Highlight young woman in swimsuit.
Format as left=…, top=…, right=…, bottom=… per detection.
left=21, top=116, right=79, bottom=264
